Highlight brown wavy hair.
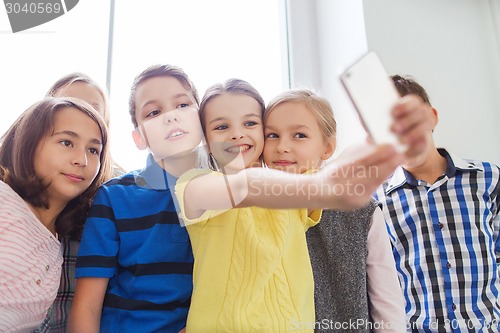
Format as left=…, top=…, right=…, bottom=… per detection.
left=0, top=97, right=112, bottom=240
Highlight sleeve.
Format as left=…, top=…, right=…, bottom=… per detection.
left=174, top=168, right=228, bottom=226
left=301, top=169, right=322, bottom=230
left=366, top=207, right=407, bottom=332
left=75, top=186, right=119, bottom=279
left=305, top=209, right=322, bottom=230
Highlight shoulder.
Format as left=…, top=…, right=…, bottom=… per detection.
left=471, top=159, right=500, bottom=174
left=89, top=171, right=151, bottom=209
left=94, top=170, right=146, bottom=197
left=0, top=180, right=24, bottom=207
left=0, top=180, right=14, bottom=195
left=445, top=149, right=499, bottom=178
left=178, top=168, right=218, bottom=184
left=461, top=158, right=500, bottom=186
left=103, top=169, right=140, bottom=187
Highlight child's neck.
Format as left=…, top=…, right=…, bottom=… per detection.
left=28, top=202, right=65, bottom=236
left=156, top=151, right=199, bottom=178
left=405, top=149, right=447, bottom=185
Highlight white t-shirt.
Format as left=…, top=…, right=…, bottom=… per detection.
left=0, top=180, right=62, bottom=333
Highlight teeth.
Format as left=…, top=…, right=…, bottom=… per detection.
left=169, top=131, right=183, bottom=138
left=226, top=145, right=250, bottom=153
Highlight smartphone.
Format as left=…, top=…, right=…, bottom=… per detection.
left=340, top=51, right=403, bottom=149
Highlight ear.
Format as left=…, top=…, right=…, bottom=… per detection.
left=321, top=138, right=336, bottom=161
left=430, top=107, right=439, bottom=128
left=132, top=128, right=148, bottom=150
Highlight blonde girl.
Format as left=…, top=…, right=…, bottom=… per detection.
left=263, top=89, right=406, bottom=333
left=0, top=97, right=111, bottom=332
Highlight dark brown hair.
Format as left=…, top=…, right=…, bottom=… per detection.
left=391, top=75, right=431, bottom=106
left=0, top=97, right=112, bottom=240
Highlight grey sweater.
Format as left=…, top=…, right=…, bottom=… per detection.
left=306, top=200, right=378, bottom=333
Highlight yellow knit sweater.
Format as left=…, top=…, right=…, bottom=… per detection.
left=175, top=169, right=321, bottom=332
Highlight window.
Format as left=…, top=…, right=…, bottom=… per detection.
left=0, top=0, right=285, bottom=171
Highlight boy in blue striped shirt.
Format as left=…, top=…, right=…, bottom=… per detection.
left=69, top=64, right=202, bottom=333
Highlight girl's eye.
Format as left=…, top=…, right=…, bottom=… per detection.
left=245, top=121, right=259, bottom=127
left=294, top=133, right=307, bottom=139
left=213, top=124, right=228, bottom=131
left=88, top=147, right=100, bottom=155
left=178, top=103, right=190, bottom=109
left=146, top=109, right=161, bottom=118
left=265, top=133, right=278, bottom=139
left=60, top=140, right=73, bottom=147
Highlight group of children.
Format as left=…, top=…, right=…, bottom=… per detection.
left=0, top=64, right=432, bottom=332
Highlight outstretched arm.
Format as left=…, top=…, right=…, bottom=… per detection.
left=182, top=144, right=402, bottom=219
left=180, top=95, right=431, bottom=220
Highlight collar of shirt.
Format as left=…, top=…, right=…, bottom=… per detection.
left=134, top=154, right=178, bottom=190
left=385, top=148, right=483, bottom=195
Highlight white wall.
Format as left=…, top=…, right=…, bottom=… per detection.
left=285, top=0, right=370, bottom=158
left=363, top=0, right=500, bottom=165
left=286, top=0, right=500, bottom=165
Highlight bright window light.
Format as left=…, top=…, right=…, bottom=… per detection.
left=0, top=0, right=285, bottom=172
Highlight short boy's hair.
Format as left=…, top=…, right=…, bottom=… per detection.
left=128, top=64, right=199, bottom=128
left=391, top=75, right=431, bottom=106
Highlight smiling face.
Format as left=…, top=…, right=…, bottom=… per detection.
left=263, top=101, right=334, bottom=174
left=132, top=76, right=203, bottom=161
left=34, top=106, right=103, bottom=206
left=203, top=93, right=264, bottom=172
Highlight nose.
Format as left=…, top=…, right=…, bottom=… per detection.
left=72, top=149, right=88, bottom=167
left=230, top=129, right=244, bottom=141
left=164, top=110, right=179, bottom=124
left=276, top=137, right=290, bottom=154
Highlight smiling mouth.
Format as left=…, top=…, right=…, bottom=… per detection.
left=224, top=144, right=252, bottom=153
left=166, top=130, right=187, bottom=139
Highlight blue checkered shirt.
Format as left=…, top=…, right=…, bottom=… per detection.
left=375, top=149, right=500, bottom=332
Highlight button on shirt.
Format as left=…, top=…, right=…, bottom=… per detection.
left=375, top=149, right=500, bottom=333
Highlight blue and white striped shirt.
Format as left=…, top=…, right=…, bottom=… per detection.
left=375, top=149, right=500, bottom=333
